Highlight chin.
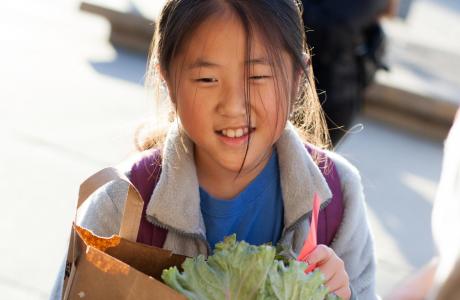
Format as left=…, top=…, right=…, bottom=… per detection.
left=219, top=161, right=247, bottom=173
left=218, top=156, right=258, bottom=174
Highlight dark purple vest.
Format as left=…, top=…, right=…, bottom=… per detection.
left=129, top=146, right=344, bottom=248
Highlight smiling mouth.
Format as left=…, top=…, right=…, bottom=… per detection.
left=215, top=127, right=256, bottom=138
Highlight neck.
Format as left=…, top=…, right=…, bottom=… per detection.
left=195, top=149, right=273, bottom=200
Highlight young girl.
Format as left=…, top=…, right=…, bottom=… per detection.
left=52, top=1, right=377, bottom=299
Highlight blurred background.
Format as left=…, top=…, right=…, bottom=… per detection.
left=0, top=0, right=459, bottom=298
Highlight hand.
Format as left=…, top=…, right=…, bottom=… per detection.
left=305, top=245, right=351, bottom=300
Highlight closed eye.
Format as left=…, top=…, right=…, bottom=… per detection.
left=195, top=78, right=218, bottom=83
left=250, top=75, right=271, bottom=80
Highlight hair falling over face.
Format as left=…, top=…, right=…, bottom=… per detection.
left=136, top=0, right=331, bottom=164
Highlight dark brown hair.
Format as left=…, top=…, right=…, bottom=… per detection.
left=136, top=0, right=331, bottom=154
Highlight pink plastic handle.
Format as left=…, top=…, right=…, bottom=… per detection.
left=297, top=192, right=320, bottom=272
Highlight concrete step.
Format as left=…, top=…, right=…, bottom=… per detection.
left=364, top=81, right=458, bottom=141
left=364, top=19, right=460, bottom=141
left=80, top=1, right=154, bottom=53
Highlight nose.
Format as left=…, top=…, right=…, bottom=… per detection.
left=216, top=82, right=247, bottom=118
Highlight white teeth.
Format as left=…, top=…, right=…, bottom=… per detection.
left=220, top=127, right=250, bottom=138
left=227, top=129, right=235, bottom=138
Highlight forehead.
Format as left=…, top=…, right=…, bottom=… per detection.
left=179, top=11, right=271, bottom=66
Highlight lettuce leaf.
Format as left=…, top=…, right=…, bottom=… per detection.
left=259, top=260, right=339, bottom=300
left=162, top=235, right=340, bottom=300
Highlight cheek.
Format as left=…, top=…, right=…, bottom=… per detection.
left=175, top=85, right=212, bottom=139
left=176, top=80, right=213, bottom=111
left=253, top=85, right=288, bottom=128
left=176, top=80, right=199, bottom=112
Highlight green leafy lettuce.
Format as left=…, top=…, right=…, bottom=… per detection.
left=161, top=235, right=340, bottom=300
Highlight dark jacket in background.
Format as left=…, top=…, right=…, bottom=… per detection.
left=301, top=0, right=389, bottom=145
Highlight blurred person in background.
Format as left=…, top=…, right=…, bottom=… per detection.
left=386, top=110, right=460, bottom=300
left=301, top=0, right=398, bottom=146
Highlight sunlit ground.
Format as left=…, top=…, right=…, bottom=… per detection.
left=1, top=0, right=457, bottom=298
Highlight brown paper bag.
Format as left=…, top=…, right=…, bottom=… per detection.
left=62, top=167, right=187, bottom=300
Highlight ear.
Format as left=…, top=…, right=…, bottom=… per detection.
left=293, top=53, right=308, bottom=96
left=301, top=51, right=311, bottom=74
left=158, top=63, right=167, bottom=82
left=158, top=64, right=176, bottom=106
left=295, top=51, right=309, bottom=76
left=289, top=52, right=309, bottom=115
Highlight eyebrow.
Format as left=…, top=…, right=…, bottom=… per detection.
left=187, top=59, right=220, bottom=70
left=187, top=57, right=270, bottom=70
left=247, top=58, right=270, bottom=65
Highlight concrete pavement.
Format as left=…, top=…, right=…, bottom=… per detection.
left=0, top=0, right=449, bottom=298
left=338, top=118, right=442, bottom=295
left=381, top=0, right=460, bottom=105
left=1, top=1, right=151, bottom=298
left=366, top=0, right=460, bottom=140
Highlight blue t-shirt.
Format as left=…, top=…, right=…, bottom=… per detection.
left=199, top=151, right=284, bottom=250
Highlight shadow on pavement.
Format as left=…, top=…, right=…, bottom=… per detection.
left=89, top=47, right=148, bottom=86
left=339, top=119, right=441, bottom=268
left=366, top=172, right=436, bottom=267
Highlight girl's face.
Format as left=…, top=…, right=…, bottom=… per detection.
left=166, top=11, right=295, bottom=176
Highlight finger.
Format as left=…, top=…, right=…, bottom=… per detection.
left=317, top=261, right=338, bottom=282
left=317, top=255, right=344, bottom=282
left=333, top=285, right=351, bottom=300
left=305, top=245, right=333, bottom=265
left=325, top=269, right=348, bottom=293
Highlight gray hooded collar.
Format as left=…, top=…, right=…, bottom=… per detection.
left=145, top=122, right=332, bottom=238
